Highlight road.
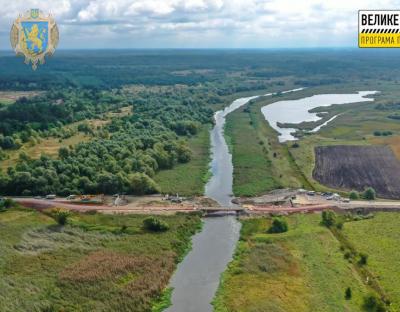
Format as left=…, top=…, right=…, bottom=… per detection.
left=14, top=197, right=197, bottom=214
left=13, top=196, right=400, bottom=215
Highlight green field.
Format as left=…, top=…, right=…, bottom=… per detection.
left=154, top=125, right=211, bottom=196
left=343, top=213, right=400, bottom=311
left=214, top=214, right=377, bottom=312
left=225, top=105, right=281, bottom=196
left=0, top=206, right=201, bottom=312
left=225, top=90, right=315, bottom=196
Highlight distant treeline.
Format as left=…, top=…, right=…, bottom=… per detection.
left=2, top=49, right=400, bottom=89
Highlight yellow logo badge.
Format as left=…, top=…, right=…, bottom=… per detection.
left=359, top=10, right=400, bottom=48
left=10, top=9, right=59, bottom=70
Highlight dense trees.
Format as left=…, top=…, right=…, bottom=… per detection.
left=0, top=86, right=215, bottom=196
left=0, top=89, right=127, bottom=143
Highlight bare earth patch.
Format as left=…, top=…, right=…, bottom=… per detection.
left=313, top=145, right=400, bottom=199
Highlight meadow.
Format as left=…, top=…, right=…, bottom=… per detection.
left=213, top=213, right=394, bottom=312
left=154, top=125, right=211, bottom=196
left=343, top=213, right=400, bottom=311
left=0, top=206, right=201, bottom=312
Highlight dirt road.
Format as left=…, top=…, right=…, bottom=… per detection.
left=13, top=196, right=400, bottom=215
left=14, top=197, right=197, bottom=215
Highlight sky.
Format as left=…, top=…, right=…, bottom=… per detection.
left=1, top=0, right=400, bottom=49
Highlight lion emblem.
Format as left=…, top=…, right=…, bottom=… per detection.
left=22, top=24, right=46, bottom=54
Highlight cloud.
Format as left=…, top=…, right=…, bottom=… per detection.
left=0, top=0, right=400, bottom=48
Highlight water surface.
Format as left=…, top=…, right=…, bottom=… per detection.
left=261, top=91, right=378, bottom=142
left=166, top=88, right=303, bottom=312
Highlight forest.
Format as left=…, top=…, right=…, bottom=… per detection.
left=2, top=49, right=400, bottom=196
left=0, top=86, right=216, bottom=195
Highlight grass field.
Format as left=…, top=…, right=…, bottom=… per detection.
left=225, top=106, right=281, bottom=196
left=0, top=91, right=42, bottom=106
left=0, top=133, right=90, bottom=171
left=154, top=125, right=211, bottom=196
left=224, top=91, right=314, bottom=196
left=213, top=214, right=373, bottom=312
left=343, top=213, right=400, bottom=311
left=0, top=206, right=201, bottom=312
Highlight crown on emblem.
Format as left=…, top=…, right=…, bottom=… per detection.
left=30, top=9, right=39, bottom=19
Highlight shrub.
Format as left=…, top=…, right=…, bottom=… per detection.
left=349, top=191, right=359, bottom=200
left=129, top=173, right=160, bottom=195
left=143, top=217, right=169, bottom=232
left=363, top=187, right=376, bottom=200
left=321, top=210, right=336, bottom=227
left=359, top=253, right=368, bottom=266
left=373, top=131, right=382, bottom=136
left=268, top=218, right=288, bottom=234
left=0, top=198, right=16, bottom=212
left=345, top=287, right=352, bottom=300
left=120, top=225, right=128, bottom=233
left=344, top=251, right=352, bottom=260
left=52, top=208, right=71, bottom=226
left=363, top=294, right=386, bottom=312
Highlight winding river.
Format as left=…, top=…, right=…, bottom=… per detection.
left=165, top=88, right=303, bottom=312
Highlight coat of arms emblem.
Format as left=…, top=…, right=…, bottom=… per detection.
left=10, top=9, right=59, bottom=70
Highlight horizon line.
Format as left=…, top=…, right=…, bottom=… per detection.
left=0, top=47, right=361, bottom=52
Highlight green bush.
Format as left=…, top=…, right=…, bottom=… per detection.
left=321, top=210, right=337, bottom=227
left=268, top=218, right=288, bottom=234
left=345, top=287, right=352, bottom=300
left=0, top=198, right=16, bottom=212
left=363, top=294, right=386, bottom=312
left=349, top=191, right=359, bottom=200
left=363, top=187, right=376, bottom=200
left=359, top=253, right=368, bottom=266
left=52, top=208, right=71, bottom=226
left=336, top=221, right=344, bottom=230
left=143, top=217, right=169, bottom=232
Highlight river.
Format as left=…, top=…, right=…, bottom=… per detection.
left=165, top=88, right=303, bottom=312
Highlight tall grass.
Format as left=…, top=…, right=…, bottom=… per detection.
left=0, top=207, right=201, bottom=312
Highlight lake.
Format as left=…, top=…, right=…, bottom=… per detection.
left=261, top=91, right=378, bottom=142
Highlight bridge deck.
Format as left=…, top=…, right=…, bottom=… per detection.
left=198, top=207, right=245, bottom=212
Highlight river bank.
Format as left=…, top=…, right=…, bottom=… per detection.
left=165, top=88, right=304, bottom=312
